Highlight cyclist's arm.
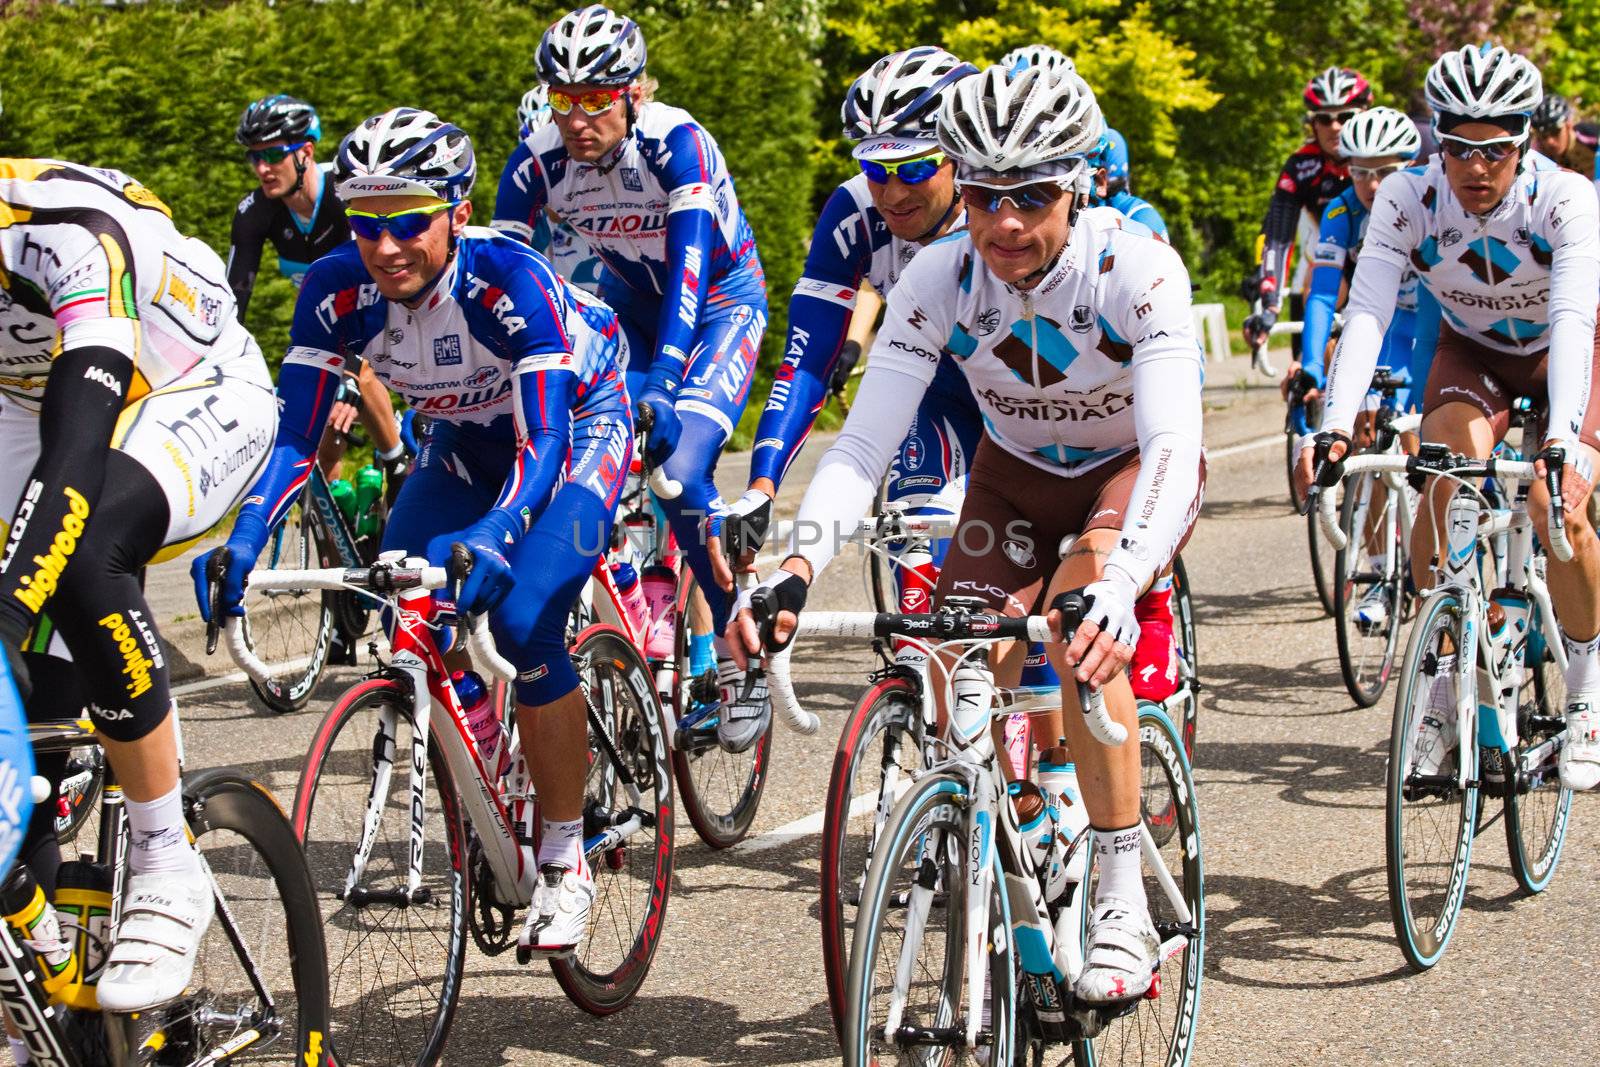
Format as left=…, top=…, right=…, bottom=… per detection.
left=641, top=123, right=720, bottom=397
left=225, top=192, right=268, bottom=321
left=1257, top=169, right=1306, bottom=308
left=1300, top=204, right=1350, bottom=381
left=1319, top=187, right=1416, bottom=437
left=1540, top=173, right=1600, bottom=446
left=748, top=185, right=871, bottom=490
left=1101, top=244, right=1204, bottom=594
left=0, top=240, right=141, bottom=638
left=489, top=138, right=548, bottom=247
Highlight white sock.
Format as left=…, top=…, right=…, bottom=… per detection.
left=537, top=817, right=586, bottom=873
left=9, top=1034, right=30, bottom=1065
left=1092, top=825, right=1146, bottom=910
left=1562, top=630, right=1600, bottom=694
left=124, top=783, right=198, bottom=877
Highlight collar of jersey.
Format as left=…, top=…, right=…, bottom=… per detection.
left=396, top=249, right=462, bottom=314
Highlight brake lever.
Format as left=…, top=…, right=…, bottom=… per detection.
left=205, top=547, right=230, bottom=656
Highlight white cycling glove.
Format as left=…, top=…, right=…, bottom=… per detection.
left=1079, top=568, right=1141, bottom=649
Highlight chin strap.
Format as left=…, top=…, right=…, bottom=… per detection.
left=913, top=193, right=961, bottom=244
left=592, top=94, right=638, bottom=177
left=1015, top=193, right=1083, bottom=288
left=286, top=152, right=309, bottom=198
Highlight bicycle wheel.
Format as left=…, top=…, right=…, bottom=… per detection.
left=842, top=771, right=1014, bottom=1066
left=551, top=625, right=675, bottom=1014
left=820, top=673, right=925, bottom=1038
left=293, top=677, right=469, bottom=1066
left=1306, top=497, right=1338, bottom=617
left=242, top=493, right=335, bottom=713
left=669, top=569, right=772, bottom=848
left=1169, top=555, right=1199, bottom=757
left=1386, top=591, right=1478, bottom=972
left=1076, top=705, right=1205, bottom=1067
left=166, top=768, right=335, bottom=1065
left=1333, top=472, right=1405, bottom=708
left=1285, top=428, right=1303, bottom=512
left=1505, top=599, right=1572, bottom=894
left=54, top=743, right=103, bottom=845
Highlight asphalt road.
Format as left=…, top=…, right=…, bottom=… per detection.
left=155, top=351, right=1599, bottom=1065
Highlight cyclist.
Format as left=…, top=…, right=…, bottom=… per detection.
left=494, top=5, right=769, bottom=752
left=1088, top=127, right=1168, bottom=238
left=1285, top=106, right=1439, bottom=627
left=0, top=158, right=279, bottom=1011
left=1531, top=91, right=1598, bottom=177
left=1243, top=66, right=1372, bottom=349
left=1300, top=44, right=1600, bottom=791
left=193, top=108, right=634, bottom=952
left=736, top=63, right=1206, bottom=1003
left=495, top=85, right=607, bottom=295
left=228, top=94, right=408, bottom=489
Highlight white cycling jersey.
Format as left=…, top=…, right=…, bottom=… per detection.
left=1323, top=155, right=1600, bottom=441
left=789, top=207, right=1204, bottom=592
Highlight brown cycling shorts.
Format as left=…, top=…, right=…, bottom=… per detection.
left=933, top=434, right=1205, bottom=617
left=1423, top=321, right=1600, bottom=447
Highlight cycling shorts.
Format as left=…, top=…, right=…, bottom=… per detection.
left=1422, top=320, right=1600, bottom=447
left=933, top=433, right=1204, bottom=617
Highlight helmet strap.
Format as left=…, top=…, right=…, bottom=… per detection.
left=1016, top=193, right=1083, bottom=287
left=914, top=192, right=961, bottom=244
left=285, top=150, right=309, bottom=198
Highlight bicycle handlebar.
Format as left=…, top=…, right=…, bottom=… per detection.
left=633, top=403, right=683, bottom=500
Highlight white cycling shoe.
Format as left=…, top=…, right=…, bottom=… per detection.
left=1353, top=582, right=1390, bottom=632
left=1074, top=897, right=1159, bottom=1004
left=1410, top=655, right=1459, bottom=778
left=1559, top=696, right=1600, bottom=791
left=519, top=862, right=593, bottom=958
left=96, top=870, right=214, bottom=1013
left=716, top=658, right=771, bottom=754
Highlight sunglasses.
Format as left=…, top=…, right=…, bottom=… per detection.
left=246, top=141, right=309, bottom=165
left=861, top=152, right=948, bottom=186
left=959, top=179, right=1071, bottom=214
left=1349, top=161, right=1408, bottom=182
left=1309, top=109, right=1361, bottom=127
left=345, top=201, right=456, bottom=241
left=1438, top=133, right=1521, bottom=163
left=548, top=87, right=626, bottom=116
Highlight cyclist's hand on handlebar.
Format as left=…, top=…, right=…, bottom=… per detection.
left=713, top=487, right=773, bottom=591
left=1243, top=305, right=1278, bottom=349
left=1535, top=439, right=1594, bottom=521
left=729, top=564, right=809, bottom=669
left=426, top=525, right=516, bottom=616
left=1294, top=429, right=1350, bottom=501
left=1279, top=362, right=1301, bottom=401
left=1052, top=570, right=1139, bottom=690
left=191, top=541, right=254, bottom=623
left=326, top=375, right=363, bottom=435
left=635, top=390, right=681, bottom=467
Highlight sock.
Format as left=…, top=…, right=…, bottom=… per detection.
left=690, top=632, right=716, bottom=679
left=124, top=783, right=198, bottom=877
left=537, top=817, right=586, bottom=873
left=1561, top=630, right=1600, bottom=694
left=8, top=1035, right=29, bottom=1065
left=1091, top=825, right=1146, bottom=909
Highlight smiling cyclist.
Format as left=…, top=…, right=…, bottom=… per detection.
left=493, top=5, right=770, bottom=752
left=195, top=108, right=634, bottom=953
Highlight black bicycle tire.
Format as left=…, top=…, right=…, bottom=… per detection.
left=1333, top=473, right=1403, bottom=708
left=245, top=493, right=335, bottom=714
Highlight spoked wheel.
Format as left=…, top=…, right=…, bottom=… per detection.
left=551, top=624, right=675, bottom=1014
left=1285, top=429, right=1304, bottom=513
left=54, top=743, right=104, bottom=845
left=1386, top=592, right=1477, bottom=972
left=842, top=772, right=1014, bottom=1066
left=292, top=677, right=469, bottom=1066
left=1076, top=705, right=1204, bottom=1067
left=1169, top=555, right=1200, bottom=758
left=243, top=493, right=335, bottom=713
left=820, top=672, right=926, bottom=1038
left=159, top=769, right=334, bottom=1065
left=1333, top=472, right=1406, bottom=708
left=668, top=569, right=772, bottom=848
left=1505, top=597, right=1572, bottom=894
left=1306, top=489, right=1339, bottom=617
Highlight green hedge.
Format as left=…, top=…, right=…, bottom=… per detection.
left=0, top=0, right=819, bottom=446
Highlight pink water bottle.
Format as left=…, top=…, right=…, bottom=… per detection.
left=640, top=565, right=678, bottom=658
left=453, top=670, right=509, bottom=779
left=611, top=561, right=652, bottom=638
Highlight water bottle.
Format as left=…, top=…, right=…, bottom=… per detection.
left=949, top=660, right=995, bottom=749
left=452, top=670, right=509, bottom=780
left=1, top=866, right=77, bottom=999
left=330, top=478, right=357, bottom=525
left=54, top=859, right=112, bottom=1008
left=1482, top=588, right=1530, bottom=743
left=1009, top=781, right=1072, bottom=904
left=611, top=561, right=651, bottom=637
left=1442, top=487, right=1479, bottom=577
left=354, top=464, right=385, bottom=538
left=640, top=565, right=678, bottom=659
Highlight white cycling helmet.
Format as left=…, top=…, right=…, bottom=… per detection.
left=537, top=5, right=647, bottom=87
left=1338, top=106, right=1421, bottom=159
left=335, top=108, right=476, bottom=202
left=1425, top=43, right=1543, bottom=121
left=842, top=47, right=978, bottom=161
left=999, top=44, right=1075, bottom=78
left=518, top=85, right=550, bottom=137
left=937, top=63, right=1104, bottom=178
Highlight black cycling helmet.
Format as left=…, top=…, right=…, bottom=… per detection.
left=235, top=95, right=322, bottom=147
left=1533, top=92, right=1575, bottom=132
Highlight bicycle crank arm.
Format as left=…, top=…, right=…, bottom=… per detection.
left=343, top=884, right=434, bottom=907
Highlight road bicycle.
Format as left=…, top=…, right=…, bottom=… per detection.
left=1327, top=371, right=1420, bottom=707
left=0, top=678, right=333, bottom=1065
left=217, top=551, right=673, bottom=1065
left=1319, top=442, right=1574, bottom=971
left=766, top=599, right=1204, bottom=1065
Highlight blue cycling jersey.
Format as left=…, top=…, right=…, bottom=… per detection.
left=1301, top=185, right=1440, bottom=410
left=1099, top=189, right=1168, bottom=239
left=751, top=174, right=972, bottom=488
left=241, top=229, right=630, bottom=547
left=491, top=102, right=763, bottom=396
left=496, top=139, right=605, bottom=295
